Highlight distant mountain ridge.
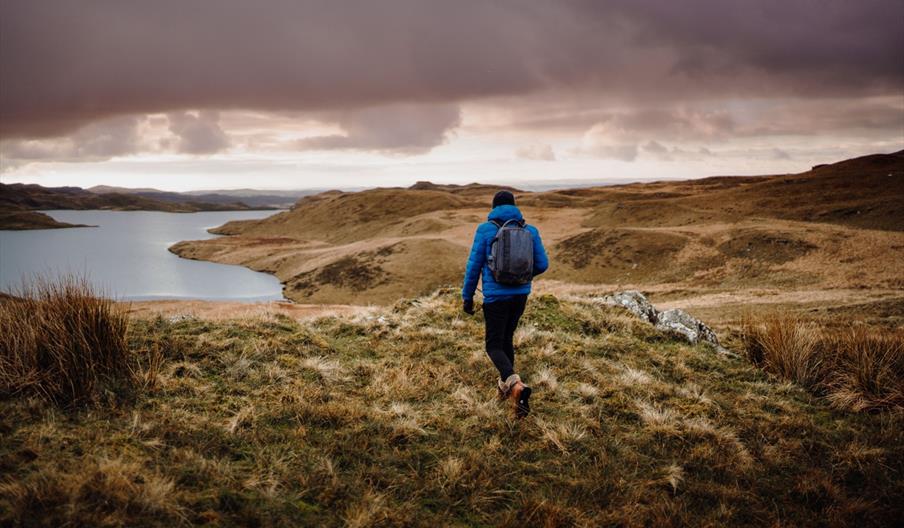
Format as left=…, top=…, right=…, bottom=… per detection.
left=87, top=185, right=165, bottom=194
left=0, top=183, right=269, bottom=216
left=86, top=185, right=312, bottom=209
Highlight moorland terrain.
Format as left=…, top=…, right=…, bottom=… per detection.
left=170, top=151, right=904, bottom=330
left=2, top=286, right=902, bottom=526
left=2, top=152, right=902, bottom=526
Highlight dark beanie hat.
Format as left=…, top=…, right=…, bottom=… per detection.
left=492, top=190, right=515, bottom=208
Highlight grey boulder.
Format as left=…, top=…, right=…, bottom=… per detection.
left=596, top=290, right=658, bottom=323
left=593, top=290, right=730, bottom=354
left=655, top=308, right=721, bottom=347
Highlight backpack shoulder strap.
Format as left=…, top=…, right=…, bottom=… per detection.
left=490, top=218, right=526, bottom=229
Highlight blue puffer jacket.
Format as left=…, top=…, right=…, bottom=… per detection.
left=462, top=204, right=549, bottom=304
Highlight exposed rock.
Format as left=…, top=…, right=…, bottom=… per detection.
left=655, top=308, right=721, bottom=347
left=596, top=290, right=659, bottom=323
left=593, top=291, right=731, bottom=354
left=167, top=313, right=197, bottom=323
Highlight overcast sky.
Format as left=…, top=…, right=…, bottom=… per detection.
left=1, top=0, right=902, bottom=191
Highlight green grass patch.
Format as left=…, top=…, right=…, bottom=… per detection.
left=1, top=289, right=902, bottom=526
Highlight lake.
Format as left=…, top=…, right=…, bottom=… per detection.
left=0, top=210, right=285, bottom=301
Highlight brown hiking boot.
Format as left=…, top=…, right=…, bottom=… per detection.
left=502, top=374, right=532, bottom=418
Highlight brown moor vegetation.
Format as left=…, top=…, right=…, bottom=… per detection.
left=170, top=152, right=904, bottom=319
left=2, top=285, right=902, bottom=526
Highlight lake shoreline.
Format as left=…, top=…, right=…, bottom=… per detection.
left=1, top=209, right=285, bottom=301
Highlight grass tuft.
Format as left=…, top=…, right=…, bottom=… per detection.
left=742, top=312, right=823, bottom=387
left=0, top=275, right=142, bottom=407
left=822, top=326, right=904, bottom=412
left=741, top=312, right=904, bottom=412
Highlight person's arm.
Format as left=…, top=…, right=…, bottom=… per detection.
left=462, top=224, right=488, bottom=301
left=531, top=227, right=549, bottom=276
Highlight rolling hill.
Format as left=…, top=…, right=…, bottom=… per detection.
left=0, top=183, right=271, bottom=229
left=169, top=152, right=904, bottom=319
left=0, top=183, right=267, bottom=213
left=2, top=288, right=901, bottom=525
left=88, top=185, right=315, bottom=209
left=3, top=154, right=903, bottom=525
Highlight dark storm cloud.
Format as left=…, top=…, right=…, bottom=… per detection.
left=0, top=116, right=146, bottom=162
left=0, top=0, right=901, bottom=140
left=599, top=109, right=736, bottom=140
left=296, top=104, right=461, bottom=154
left=604, top=0, right=904, bottom=85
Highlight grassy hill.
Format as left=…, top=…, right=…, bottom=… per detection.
left=0, top=210, right=93, bottom=230
left=0, top=183, right=266, bottom=222
left=169, top=152, right=904, bottom=317
left=88, top=185, right=311, bottom=209
left=2, top=288, right=901, bottom=526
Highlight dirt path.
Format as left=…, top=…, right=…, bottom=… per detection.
left=654, top=288, right=904, bottom=311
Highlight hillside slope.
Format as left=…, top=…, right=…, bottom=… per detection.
left=170, top=152, right=904, bottom=308
left=88, top=185, right=310, bottom=209
left=0, top=183, right=264, bottom=215
left=2, top=290, right=901, bottom=526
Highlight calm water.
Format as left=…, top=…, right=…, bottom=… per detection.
left=0, top=210, right=285, bottom=301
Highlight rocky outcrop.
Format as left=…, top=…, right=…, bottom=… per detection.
left=597, top=290, right=659, bottom=323
left=593, top=290, right=731, bottom=354
left=655, top=308, right=721, bottom=348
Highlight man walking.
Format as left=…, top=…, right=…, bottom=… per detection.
left=462, top=190, right=548, bottom=417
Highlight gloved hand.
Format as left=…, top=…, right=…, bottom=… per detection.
left=463, top=299, right=475, bottom=315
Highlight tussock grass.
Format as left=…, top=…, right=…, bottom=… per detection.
left=1, top=289, right=902, bottom=526
left=823, top=327, right=904, bottom=412
left=0, top=275, right=151, bottom=406
left=741, top=312, right=904, bottom=412
left=0, top=458, right=185, bottom=525
left=742, top=312, right=824, bottom=386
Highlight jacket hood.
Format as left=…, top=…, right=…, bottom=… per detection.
left=487, top=204, right=523, bottom=222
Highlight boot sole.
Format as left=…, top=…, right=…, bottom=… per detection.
left=516, top=386, right=532, bottom=418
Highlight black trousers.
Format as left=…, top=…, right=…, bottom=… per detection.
left=482, top=295, right=528, bottom=381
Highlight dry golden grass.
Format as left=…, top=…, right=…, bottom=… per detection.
left=740, top=312, right=904, bottom=412
left=823, top=326, right=904, bottom=412
left=1, top=288, right=902, bottom=526
left=0, top=275, right=150, bottom=406
left=742, top=312, right=825, bottom=387
left=169, top=151, right=904, bottom=308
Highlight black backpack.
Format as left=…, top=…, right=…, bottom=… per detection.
left=488, top=219, right=534, bottom=285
